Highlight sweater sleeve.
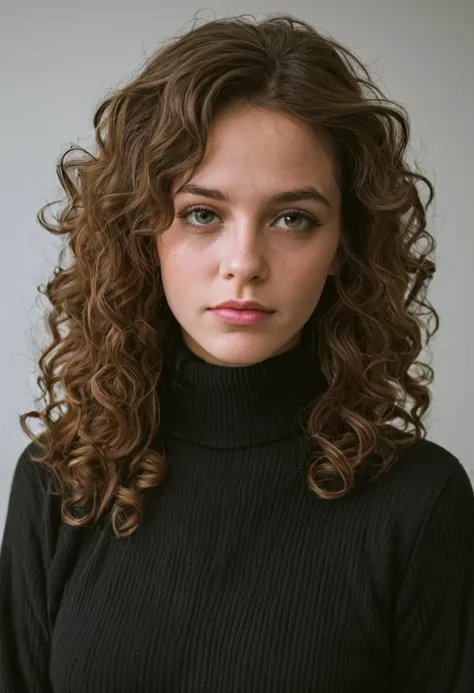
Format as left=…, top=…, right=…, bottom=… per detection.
left=0, top=444, right=56, bottom=693
left=390, top=460, right=474, bottom=693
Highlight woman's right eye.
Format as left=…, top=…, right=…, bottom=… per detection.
left=176, top=206, right=219, bottom=229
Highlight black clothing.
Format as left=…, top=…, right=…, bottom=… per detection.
left=1, top=333, right=474, bottom=692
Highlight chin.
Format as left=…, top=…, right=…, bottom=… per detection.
left=185, top=331, right=299, bottom=367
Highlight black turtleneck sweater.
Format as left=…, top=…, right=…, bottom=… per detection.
left=1, top=333, right=474, bottom=693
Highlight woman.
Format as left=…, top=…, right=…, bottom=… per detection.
left=1, top=13, right=473, bottom=693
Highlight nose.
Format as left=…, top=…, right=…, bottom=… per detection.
left=219, top=228, right=268, bottom=283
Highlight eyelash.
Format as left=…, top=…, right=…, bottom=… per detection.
left=175, top=205, right=322, bottom=236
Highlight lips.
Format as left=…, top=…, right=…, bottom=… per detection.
left=211, top=301, right=273, bottom=313
left=209, top=305, right=274, bottom=325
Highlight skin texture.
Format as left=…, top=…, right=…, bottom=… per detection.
left=156, top=105, right=341, bottom=367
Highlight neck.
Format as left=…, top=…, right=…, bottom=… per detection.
left=158, top=328, right=327, bottom=448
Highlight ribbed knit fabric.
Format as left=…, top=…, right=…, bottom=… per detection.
left=1, top=331, right=474, bottom=693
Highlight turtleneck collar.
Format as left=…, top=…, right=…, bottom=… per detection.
left=158, top=326, right=327, bottom=449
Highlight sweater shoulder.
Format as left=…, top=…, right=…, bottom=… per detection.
left=355, top=438, right=474, bottom=587
left=364, top=437, right=473, bottom=550
left=357, top=436, right=470, bottom=506
left=9, top=439, right=58, bottom=504
left=354, top=435, right=468, bottom=514
left=389, top=437, right=471, bottom=493
left=3, top=440, right=61, bottom=556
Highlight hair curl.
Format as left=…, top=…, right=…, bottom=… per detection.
left=20, top=13, right=438, bottom=537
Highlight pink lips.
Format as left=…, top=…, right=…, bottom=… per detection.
left=210, top=307, right=273, bottom=325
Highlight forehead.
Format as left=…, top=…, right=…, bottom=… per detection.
left=172, top=107, right=340, bottom=203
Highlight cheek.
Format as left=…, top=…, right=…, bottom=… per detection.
left=158, top=243, right=205, bottom=306
left=285, top=252, right=333, bottom=293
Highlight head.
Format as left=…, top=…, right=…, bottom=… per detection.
left=157, top=104, right=341, bottom=366
left=22, top=14, right=438, bottom=537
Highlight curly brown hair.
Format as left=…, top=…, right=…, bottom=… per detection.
left=20, top=13, right=438, bottom=538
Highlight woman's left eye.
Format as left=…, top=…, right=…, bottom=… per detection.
left=273, top=211, right=320, bottom=233
left=175, top=206, right=321, bottom=235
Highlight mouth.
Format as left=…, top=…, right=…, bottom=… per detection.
left=208, top=306, right=274, bottom=325
left=210, top=302, right=274, bottom=313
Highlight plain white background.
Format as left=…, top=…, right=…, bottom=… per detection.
left=1, top=0, right=473, bottom=529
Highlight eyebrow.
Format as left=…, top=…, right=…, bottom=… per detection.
left=174, top=183, right=332, bottom=210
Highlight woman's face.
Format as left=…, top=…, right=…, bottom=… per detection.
left=156, top=105, right=341, bottom=367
